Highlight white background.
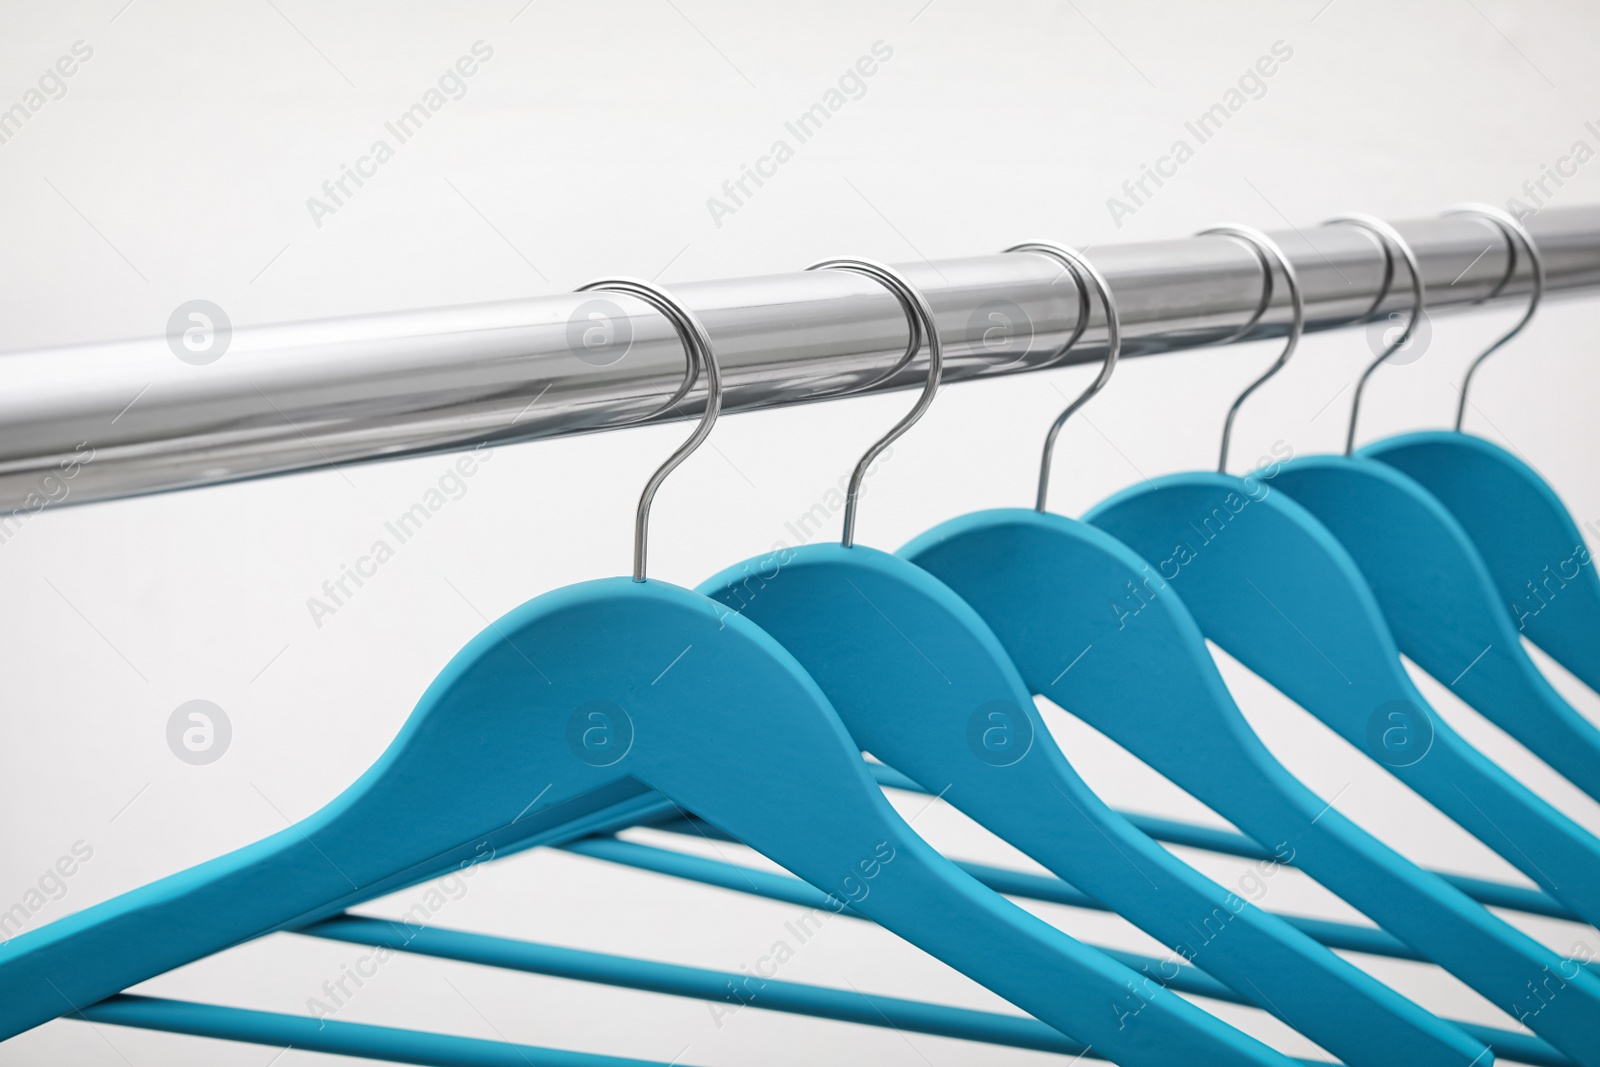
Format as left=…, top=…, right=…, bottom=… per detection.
left=2, top=1, right=1599, bottom=1063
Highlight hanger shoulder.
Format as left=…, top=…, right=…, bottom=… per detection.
left=903, top=508, right=1318, bottom=801
left=1087, top=472, right=1600, bottom=916
left=1082, top=475, right=1600, bottom=1059
left=4, top=577, right=1284, bottom=1067
left=700, top=541, right=1302, bottom=1064
left=1086, top=471, right=1410, bottom=703
left=1272, top=453, right=1600, bottom=802
left=712, top=533, right=1481, bottom=1067
left=0, top=579, right=709, bottom=1038
left=1365, top=431, right=1600, bottom=693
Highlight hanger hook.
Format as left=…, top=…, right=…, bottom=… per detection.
left=804, top=258, right=943, bottom=549
left=1197, top=225, right=1305, bottom=474
left=1441, top=203, right=1546, bottom=431
left=1321, top=213, right=1427, bottom=456
left=1003, top=242, right=1120, bottom=512
left=576, top=277, right=722, bottom=582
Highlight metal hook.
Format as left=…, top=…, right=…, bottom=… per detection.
left=1442, top=203, right=1546, bottom=430
left=1198, top=225, right=1305, bottom=474
left=804, top=258, right=942, bottom=549
left=1322, top=213, right=1427, bottom=455
left=576, top=277, right=722, bottom=582
left=1002, top=242, right=1119, bottom=513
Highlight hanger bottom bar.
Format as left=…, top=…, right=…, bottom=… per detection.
left=73, top=993, right=696, bottom=1067
left=302, top=914, right=1100, bottom=1060
left=862, top=762, right=1578, bottom=922
left=568, top=836, right=1569, bottom=1067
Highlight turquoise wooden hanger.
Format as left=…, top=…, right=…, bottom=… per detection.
left=1364, top=204, right=1600, bottom=698
left=0, top=277, right=1281, bottom=1067
left=1082, top=220, right=1600, bottom=1061
left=1163, top=212, right=1600, bottom=930
left=907, top=228, right=1600, bottom=1065
left=699, top=254, right=1473, bottom=1066
left=1269, top=208, right=1600, bottom=805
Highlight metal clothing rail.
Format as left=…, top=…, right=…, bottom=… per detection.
left=3, top=205, right=1598, bottom=514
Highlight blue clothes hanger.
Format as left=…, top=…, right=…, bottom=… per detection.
left=1081, top=222, right=1600, bottom=1057
left=905, top=229, right=1600, bottom=1065
left=697, top=256, right=1473, bottom=1067
left=0, top=279, right=1277, bottom=1067
left=1089, top=212, right=1600, bottom=935
left=1269, top=208, right=1600, bottom=804
left=1362, top=205, right=1600, bottom=697
left=1374, top=431, right=1600, bottom=694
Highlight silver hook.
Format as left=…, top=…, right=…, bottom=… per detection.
left=576, top=277, right=721, bottom=582
left=1441, top=203, right=1546, bottom=431
left=804, top=258, right=943, bottom=549
left=1198, top=225, right=1305, bottom=474
left=1322, top=213, right=1427, bottom=456
left=1003, top=242, right=1119, bottom=512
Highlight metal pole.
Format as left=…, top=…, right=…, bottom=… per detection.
left=2, top=206, right=1597, bottom=513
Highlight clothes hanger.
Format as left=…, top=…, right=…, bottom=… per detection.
left=697, top=256, right=1468, bottom=1066
left=1362, top=204, right=1600, bottom=696
left=1081, top=224, right=1600, bottom=1057
left=0, top=278, right=1282, bottom=1067
left=1088, top=213, right=1600, bottom=937
left=905, top=230, right=1600, bottom=1065
left=1268, top=210, right=1600, bottom=806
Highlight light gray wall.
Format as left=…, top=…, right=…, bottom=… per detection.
left=2, top=1, right=1598, bottom=1063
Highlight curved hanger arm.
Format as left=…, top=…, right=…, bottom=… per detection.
left=703, top=540, right=1483, bottom=1066
left=906, top=505, right=1600, bottom=1064
left=0, top=580, right=1281, bottom=1067
left=1366, top=432, right=1600, bottom=694
left=1087, top=475, right=1600, bottom=923
left=1273, top=454, right=1600, bottom=803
